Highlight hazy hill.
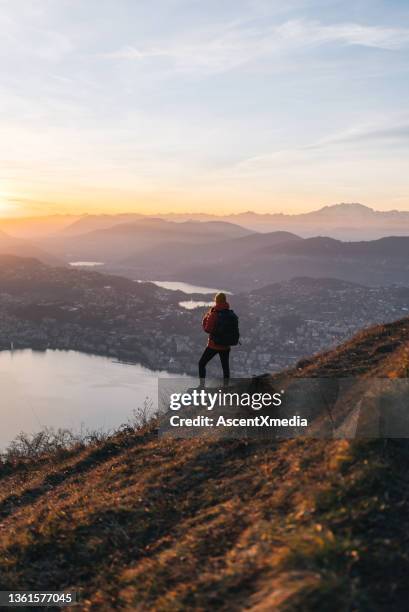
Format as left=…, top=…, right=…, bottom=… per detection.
left=0, top=230, right=61, bottom=265
left=117, top=230, right=300, bottom=279
left=1, top=318, right=409, bottom=609
left=174, top=235, right=409, bottom=292
left=60, top=215, right=252, bottom=239
left=262, top=235, right=409, bottom=257
left=0, top=254, right=46, bottom=270
left=0, top=255, right=161, bottom=301
left=41, top=218, right=253, bottom=264
left=248, top=276, right=364, bottom=295
left=59, top=213, right=146, bottom=236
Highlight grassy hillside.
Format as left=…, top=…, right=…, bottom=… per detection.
left=2, top=318, right=409, bottom=610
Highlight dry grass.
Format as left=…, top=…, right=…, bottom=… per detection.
left=1, top=429, right=408, bottom=611
left=1, top=317, right=409, bottom=610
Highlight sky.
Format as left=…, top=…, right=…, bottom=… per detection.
left=0, top=0, right=409, bottom=216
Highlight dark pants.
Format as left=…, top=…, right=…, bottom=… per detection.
left=199, top=347, right=230, bottom=379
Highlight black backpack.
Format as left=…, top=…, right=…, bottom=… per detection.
left=211, top=309, right=240, bottom=346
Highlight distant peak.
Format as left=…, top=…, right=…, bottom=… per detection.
left=317, top=203, right=374, bottom=215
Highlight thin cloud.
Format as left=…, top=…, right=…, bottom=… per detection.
left=102, top=45, right=167, bottom=60
left=101, top=19, right=409, bottom=74
left=226, top=117, right=409, bottom=177
left=308, top=121, right=409, bottom=149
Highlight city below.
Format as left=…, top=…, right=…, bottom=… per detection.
left=0, top=255, right=408, bottom=378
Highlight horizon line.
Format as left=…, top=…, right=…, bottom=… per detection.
left=2, top=201, right=409, bottom=222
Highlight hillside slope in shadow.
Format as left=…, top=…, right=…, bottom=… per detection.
left=1, top=317, right=409, bottom=610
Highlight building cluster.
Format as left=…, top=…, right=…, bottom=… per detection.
left=0, top=263, right=408, bottom=378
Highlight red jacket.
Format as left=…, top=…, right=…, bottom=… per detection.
left=202, top=302, right=230, bottom=350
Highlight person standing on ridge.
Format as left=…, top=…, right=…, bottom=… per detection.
left=199, top=292, right=240, bottom=385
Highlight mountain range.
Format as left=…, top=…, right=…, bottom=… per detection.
left=29, top=215, right=409, bottom=291
left=2, top=202, right=409, bottom=238
left=3, top=204, right=409, bottom=291
left=3, top=202, right=405, bottom=240
left=161, top=203, right=409, bottom=239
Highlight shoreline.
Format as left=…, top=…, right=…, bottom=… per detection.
left=0, top=343, right=189, bottom=376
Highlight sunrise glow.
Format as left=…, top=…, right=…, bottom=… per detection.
left=0, top=1, right=408, bottom=217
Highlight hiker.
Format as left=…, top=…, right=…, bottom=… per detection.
left=199, top=292, right=239, bottom=384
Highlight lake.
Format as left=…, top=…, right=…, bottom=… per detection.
left=136, top=280, right=228, bottom=294
left=136, top=280, right=231, bottom=309
left=179, top=300, right=213, bottom=310
left=0, top=349, right=178, bottom=450
left=69, top=261, right=105, bottom=267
